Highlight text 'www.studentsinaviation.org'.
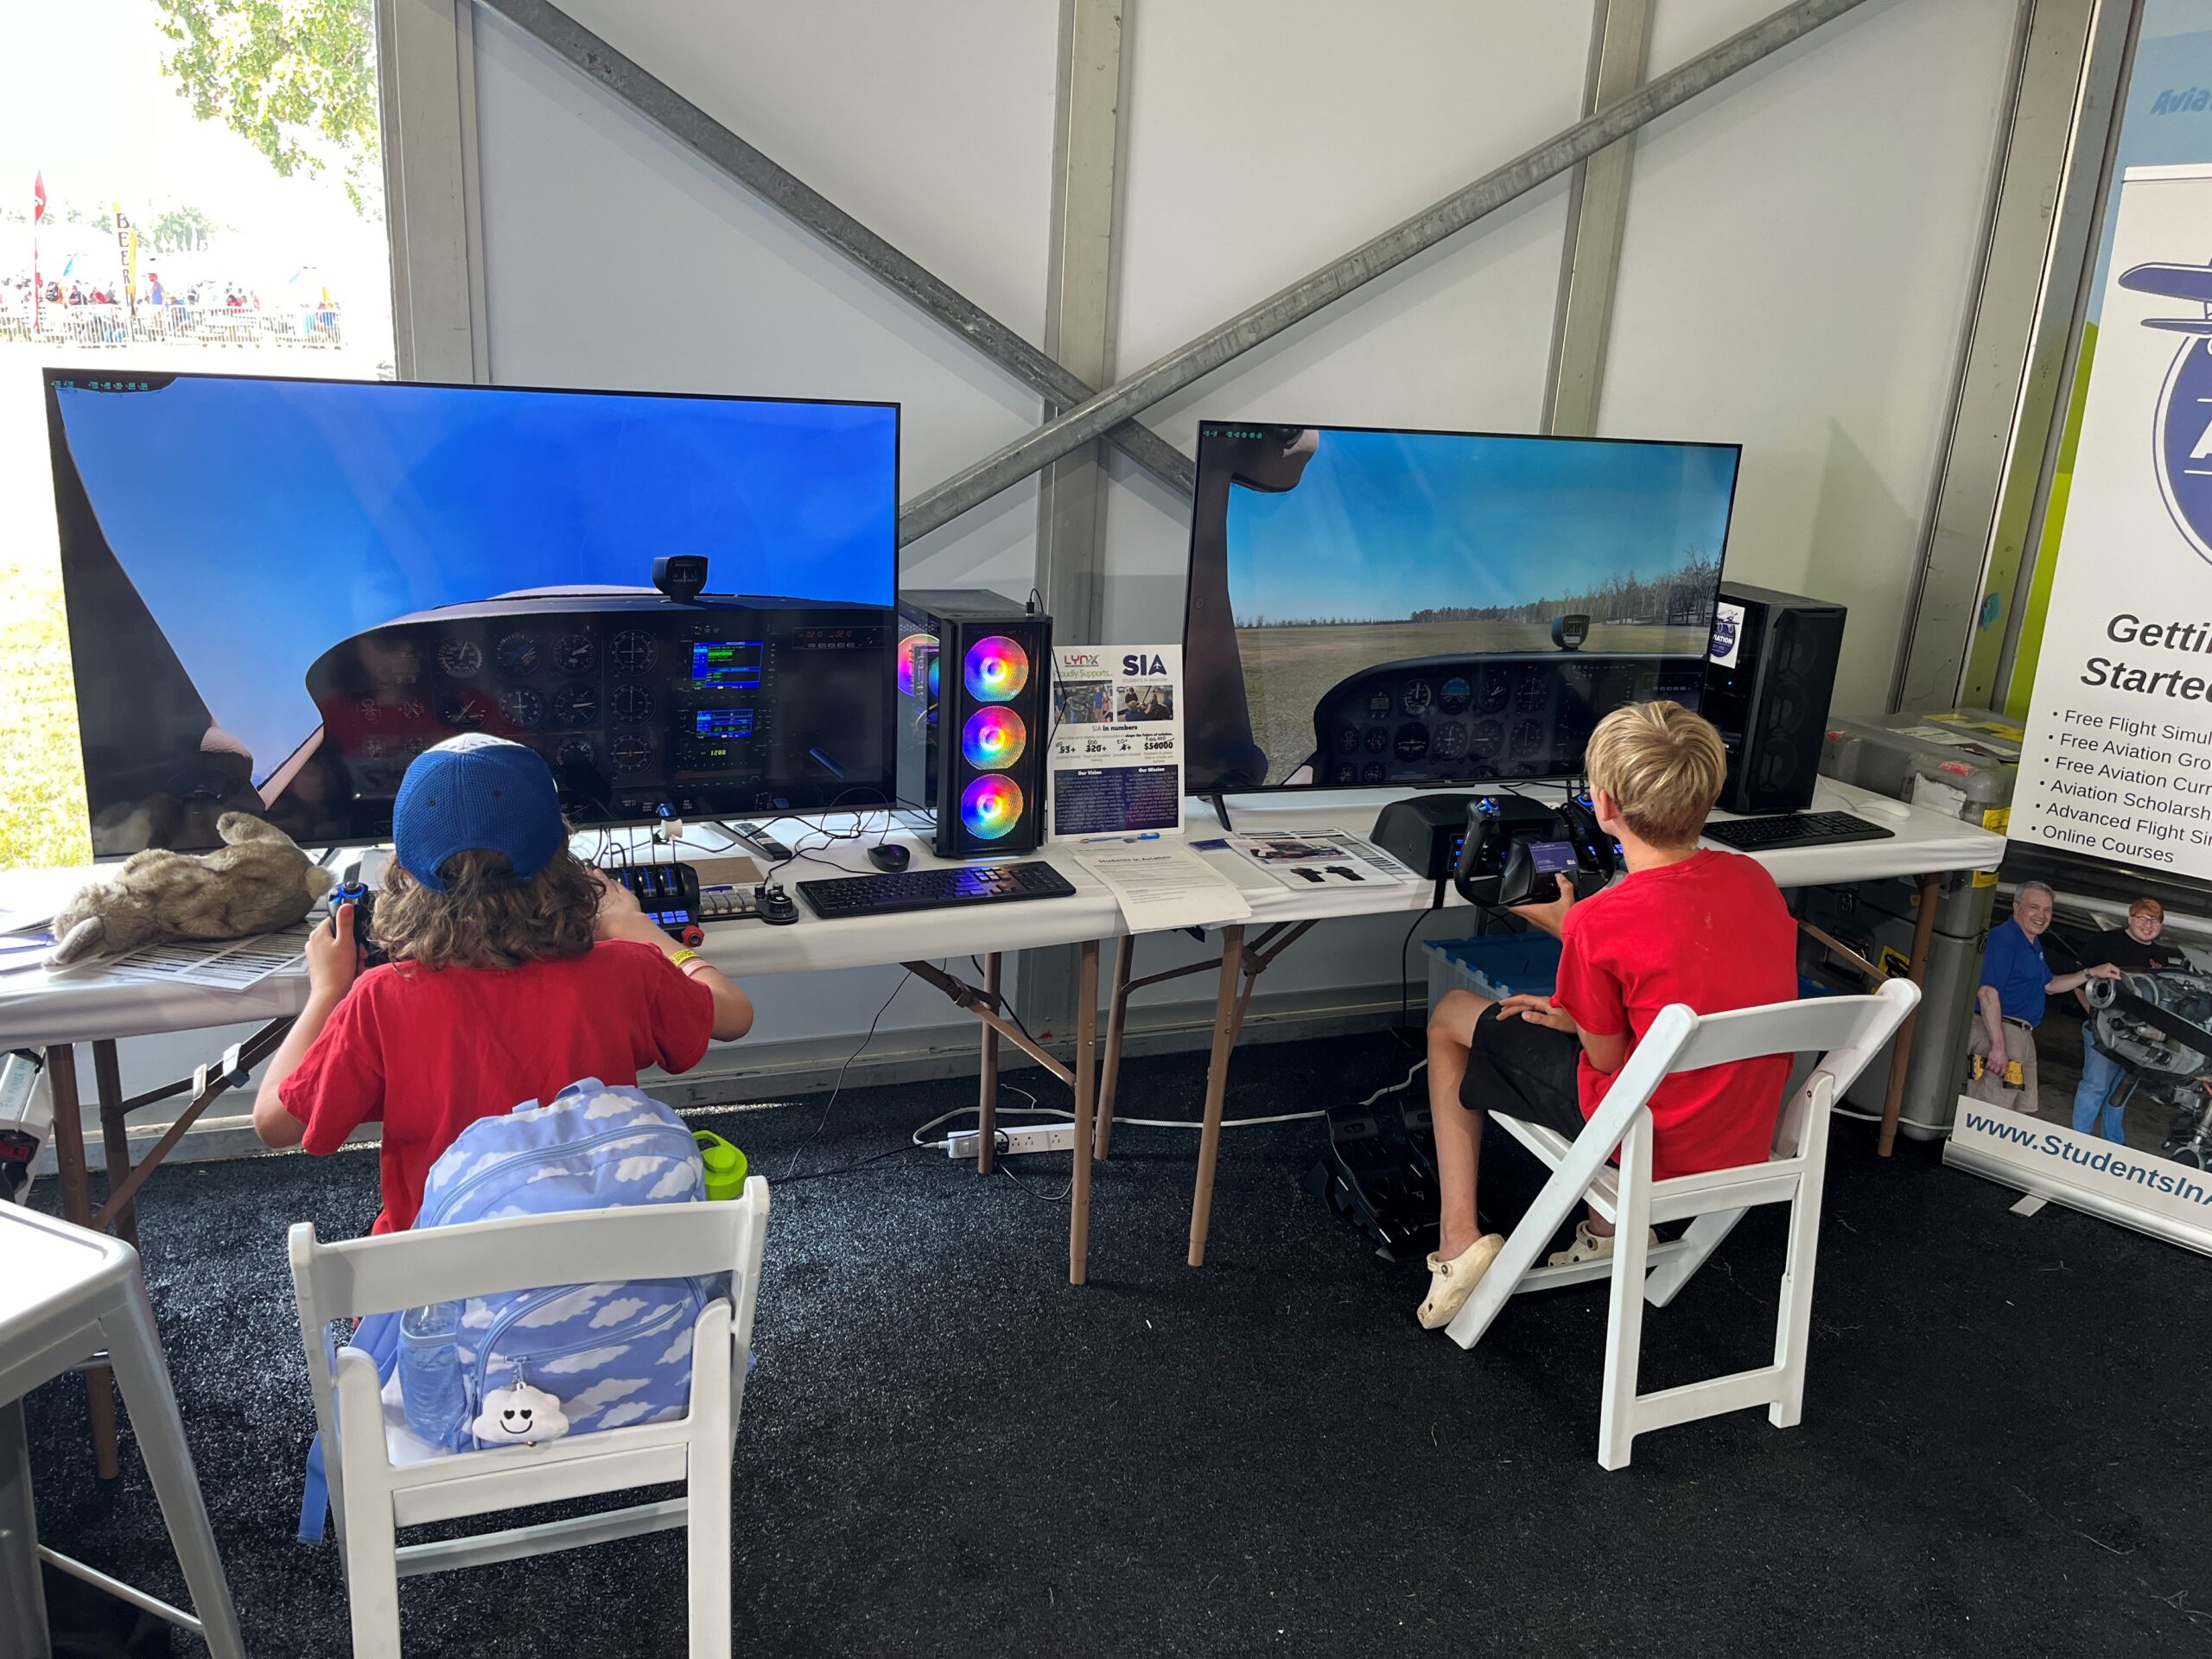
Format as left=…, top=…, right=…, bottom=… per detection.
left=1960, top=1114, right=2212, bottom=1205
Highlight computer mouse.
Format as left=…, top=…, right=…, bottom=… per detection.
left=868, top=843, right=911, bottom=873
left=1859, top=797, right=1912, bottom=822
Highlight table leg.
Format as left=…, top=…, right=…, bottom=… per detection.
left=1094, top=935, right=1135, bottom=1160
left=46, top=1046, right=120, bottom=1479
left=0, top=1398, right=52, bottom=1659
left=1187, top=925, right=1246, bottom=1268
left=1069, top=941, right=1100, bottom=1286
left=92, top=1040, right=137, bottom=1249
left=1878, top=871, right=1944, bottom=1158
left=977, top=953, right=1001, bottom=1176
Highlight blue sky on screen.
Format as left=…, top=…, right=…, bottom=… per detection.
left=1224, top=429, right=1737, bottom=625
left=52, top=376, right=896, bottom=782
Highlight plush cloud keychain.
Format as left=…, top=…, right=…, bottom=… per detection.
left=472, top=1379, right=570, bottom=1447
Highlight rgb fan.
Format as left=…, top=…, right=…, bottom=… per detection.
left=959, top=775, right=1025, bottom=840
left=961, top=706, right=1027, bottom=770
left=897, top=633, right=939, bottom=699
left=963, top=635, right=1030, bottom=702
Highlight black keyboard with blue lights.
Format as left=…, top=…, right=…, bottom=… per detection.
left=1700, top=811, right=1894, bottom=853
left=796, top=861, right=1077, bottom=921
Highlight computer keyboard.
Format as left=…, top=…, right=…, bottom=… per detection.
left=796, top=861, right=1077, bottom=921
left=1701, top=811, right=1896, bottom=853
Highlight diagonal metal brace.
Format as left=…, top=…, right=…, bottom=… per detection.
left=89, top=1015, right=295, bottom=1233
left=904, top=0, right=1868, bottom=539
left=473, top=0, right=1196, bottom=516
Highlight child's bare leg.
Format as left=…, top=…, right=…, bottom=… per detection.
left=1427, top=988, right=1493, bottom=1260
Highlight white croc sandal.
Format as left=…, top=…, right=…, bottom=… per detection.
left=1546, top=1221, right=1659, bottom=1268
left=1417, top=1233, right=1504, bottom=1330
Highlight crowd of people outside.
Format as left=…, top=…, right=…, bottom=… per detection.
left=0, top=267, right=342, bottom=345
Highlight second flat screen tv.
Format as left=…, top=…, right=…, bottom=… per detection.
left=1183, top=422, right=1739, bottom=795
left=47, top=370, right=900, bottom=854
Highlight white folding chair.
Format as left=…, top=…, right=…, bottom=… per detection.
left=289, top=1180, right=770, bottom=1659
left=1445, top=980, right=1917, bottom=1470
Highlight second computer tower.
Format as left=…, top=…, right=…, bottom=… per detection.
left=895, top=590, right=1053, bottom=858
left=1702, top=582, right=1847, bottom=816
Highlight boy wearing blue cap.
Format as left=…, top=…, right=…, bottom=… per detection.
left=253, top=735, right=753, bottom=1235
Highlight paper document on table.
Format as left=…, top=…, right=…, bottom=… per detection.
left=1075, top=842, right=1252, bottom=932
left=73, top=925, right=310, bottom=991
left=1224, top=830, right=1416, bottom=891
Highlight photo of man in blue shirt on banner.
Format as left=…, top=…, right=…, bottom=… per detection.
left=1967, top=882, right=2121, bottom=1116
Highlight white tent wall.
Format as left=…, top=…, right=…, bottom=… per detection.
left=1600, top=0, right=2023, bottom=717
left=462, top=0, right=2026, bottom=1059
left=81, top=0, right=2036, bottom=1163
left=466, top=0, right=1064, bottom=1058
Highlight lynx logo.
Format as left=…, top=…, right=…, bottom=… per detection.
left=2123, top=258, right=2212, bottom=566
left=1122, top=653, right=1166, bottom=677
left=1059, top=651, right=1103, bottom=669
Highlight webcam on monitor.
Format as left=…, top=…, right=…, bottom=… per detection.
left=1551, top=613, right=1590, bottom=652
left=653, top=555, right=709, bottom=603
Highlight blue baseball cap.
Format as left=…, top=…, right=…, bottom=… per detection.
left=393, top=735, right=565, bottom=891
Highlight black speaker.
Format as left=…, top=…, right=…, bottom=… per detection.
left=1703, top=582, right=1846, bottom=815
left=895, top=590, right=1053, bottom=858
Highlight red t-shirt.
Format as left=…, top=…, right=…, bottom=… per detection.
left=1552, top=849, right=1798, bottom=1179
left=279, top=940, right=715, bottom=1235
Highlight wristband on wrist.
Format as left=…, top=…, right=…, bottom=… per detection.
left=669, top=948, right=702, bottom=973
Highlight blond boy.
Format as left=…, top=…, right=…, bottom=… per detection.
left=1416, top=702, right=1798, bottom=1330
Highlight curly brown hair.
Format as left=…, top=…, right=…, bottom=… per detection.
left=372, top=846, right=600, bottom=970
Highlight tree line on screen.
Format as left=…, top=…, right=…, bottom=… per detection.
left=1237, top=550, right=1719, bottom=629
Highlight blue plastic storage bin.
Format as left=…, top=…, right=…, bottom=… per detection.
left=1424, top=934, right=1564, bottom=1011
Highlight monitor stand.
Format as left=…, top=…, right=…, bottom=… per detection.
left=1207, top=791, right=1238, bottom=833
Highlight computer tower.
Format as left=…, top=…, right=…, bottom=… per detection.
left=1703, top=582, right=1846, bottom=816
left=895, top=590, right=1053, bottom=858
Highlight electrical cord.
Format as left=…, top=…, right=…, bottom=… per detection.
left=777, top=1142, right=928, bottom=1185
left=759, top=789, right=902, bottom=884
left=780, top=969, right=911, bottom=1179
left=1395, top=903, right=1438, bottom=1048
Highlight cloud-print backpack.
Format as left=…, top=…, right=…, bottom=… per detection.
left=394, top=1077, right=722, bottom=1453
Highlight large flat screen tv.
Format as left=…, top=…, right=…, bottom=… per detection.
left=1182, top=421, right=1739, bottom=795
left=45, top=370, right=900, bottom=854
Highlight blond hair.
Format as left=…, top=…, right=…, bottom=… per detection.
left=372, top=846, right=599, bottom=971
left=1583, top=701, right=1726, bottom=849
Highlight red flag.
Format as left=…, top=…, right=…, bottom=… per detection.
left=32, top=172, right=45, bottom=224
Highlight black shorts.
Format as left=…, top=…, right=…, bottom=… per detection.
left=1461, top=1003, right=1589, bottom=1141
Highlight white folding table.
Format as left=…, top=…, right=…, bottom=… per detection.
left=1086, top=779, right=2010, bottom=1265
left=0, top=779, right=2006, bottom=1469
left=0, top=831, right=1126, bottom=1476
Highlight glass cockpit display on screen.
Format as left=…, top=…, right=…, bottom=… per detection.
left=1182, top=423, right=1740, bottom=794
left=45, top=371, right=899, bottom=853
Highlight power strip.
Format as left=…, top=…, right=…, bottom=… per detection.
left=944, top=1123, right=1077, bottom=1160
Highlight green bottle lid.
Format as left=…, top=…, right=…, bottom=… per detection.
left=694, top=1130, right=747, bottom=1200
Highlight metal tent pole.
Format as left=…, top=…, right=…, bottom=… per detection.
left=902, top=0, right=1870, bottom=541
left=473, top=0, right=1195, bottom=504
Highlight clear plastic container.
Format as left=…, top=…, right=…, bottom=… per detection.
left=397, top=1301, right=467, bottom=1448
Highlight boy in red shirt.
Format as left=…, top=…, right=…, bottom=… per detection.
left=1417, top=701, right=1797, bottom=1330
left=254, top=734, right=754, bottom=1233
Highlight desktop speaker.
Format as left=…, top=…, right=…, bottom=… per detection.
left=1703, top=582, right=1847, bottom=816
left=895, top=590, right=1053, bottom=858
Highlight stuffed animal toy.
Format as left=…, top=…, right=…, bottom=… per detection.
left=473, top=1379, right=569, bottom=1447
left=48, top=813, right=336, bottom=968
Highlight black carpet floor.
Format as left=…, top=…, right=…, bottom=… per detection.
left=23, top=1032, right=2212, bottom=1657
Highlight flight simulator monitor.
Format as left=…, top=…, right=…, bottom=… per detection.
left=45, top=370, right=899, bottom=854
left=1182, top=421, right=1739, bottom=794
